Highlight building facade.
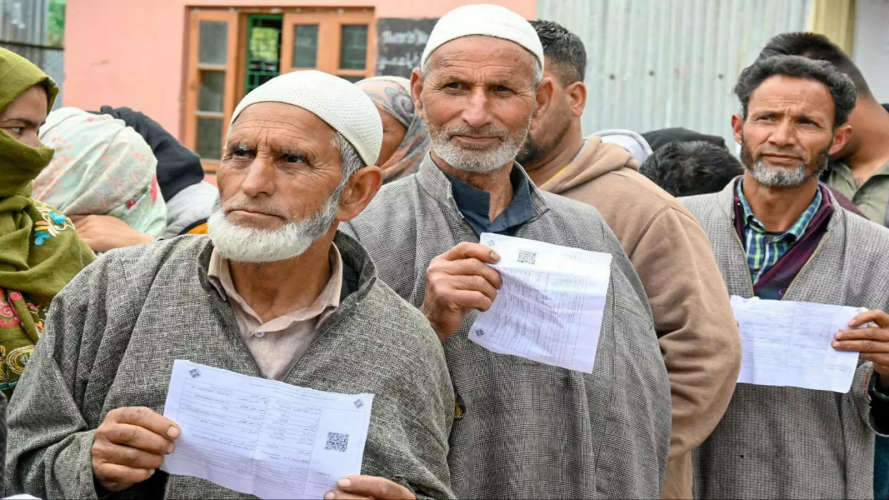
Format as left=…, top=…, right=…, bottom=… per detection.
left=61, top=0, right=883, bottom=174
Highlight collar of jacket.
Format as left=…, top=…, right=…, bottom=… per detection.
left=195, top=231, right=375, bottom=306
left=716, top=175, right=845, bottom=235
left=415, top=152, right=551, bottom=223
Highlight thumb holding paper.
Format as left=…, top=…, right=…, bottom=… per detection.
left=420, top=241, right=502, bottom=342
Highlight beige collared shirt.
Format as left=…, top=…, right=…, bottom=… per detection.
left=208, top=245, right=343, bottom=380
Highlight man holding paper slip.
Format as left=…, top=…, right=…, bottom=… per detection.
left=6, top=71, right=454, bottom=499
left=344, top=4, right=671, bottom=499
left=682, top=55, right=889, bottom=498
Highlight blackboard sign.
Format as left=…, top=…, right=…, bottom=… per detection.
left=375, top=17, right=438, bottom=78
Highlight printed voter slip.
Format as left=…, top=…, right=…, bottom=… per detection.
left=469, top=232, right=612, bottom=374
left=730, top=295, right=866, bottom=393
left=161, top=360, right=374, bottom=499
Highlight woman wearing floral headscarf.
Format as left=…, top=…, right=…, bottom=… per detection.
left=0, top=48, right=94, bottom=398
left=34, top=106, right=167, bottom=242
left=357, top=76, right=430, bottom=183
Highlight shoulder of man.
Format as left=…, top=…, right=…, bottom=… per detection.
left=678, top=191, right=724, bottom=219
left=58, top=236, right=213, bottom=314
left=359, top=276, right=443, bottom=353
left=841, top=206, right=889, bottom=257
left=345, top=175, right=422, bottom=240
left=98, top=234, right=211, bottom=276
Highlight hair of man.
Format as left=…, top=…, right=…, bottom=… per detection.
left=734, top=55, right=857, bottom=128
left=333, top=132, right=365, bottom=182
left=759, top=32, right=872, bottom=99
left=640, top=140, right=744, bottom=197
left=529, top=19, right=587, bottom=86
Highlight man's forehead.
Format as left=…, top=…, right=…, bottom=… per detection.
left=232, top=102, right=333, bottom=134
left=749, top=75, right=833, bottom=112
left=428, top=36, right=537, bottom=70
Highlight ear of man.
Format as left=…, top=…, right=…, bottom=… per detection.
left=828, top=123, right=852, bottom=156
left=567, top=81, right=587, bottom=117
left=731, top=114, right=744, bottom=144
left=410, top=68, right=425, bottom=119
left=533, top=76, right=555, bottom=121
left=335, top=165, right=383, bottom=222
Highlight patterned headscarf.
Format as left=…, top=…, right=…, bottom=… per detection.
left=357, top=76, right=429, bottom=183
left=0, top=48, right=94, bottom=397
left=34, top=107, right=167, bottom=237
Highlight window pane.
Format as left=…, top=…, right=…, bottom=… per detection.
left=198, top=21, right=228, bottom=65
left=198, top=70, right=225, bottom=112
left=339, top=24, right=367, bottom=70
left=246, top=15, right=282, bottom=93
left=196, top=118, right=223, bottom=160
left=292, top=24, right=319, bottom=68
left=339, top=75, right=364, bottom=83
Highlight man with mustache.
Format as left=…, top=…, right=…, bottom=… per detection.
left=682, top=55, right=889, bottom=498
left=6, top=70, right=454, bottom=499
left=344, top=4, right=670, bottom=498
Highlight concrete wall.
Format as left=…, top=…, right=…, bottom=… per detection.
left=63, top=0, right=535, bottom=140
left=854, top=0, right=889, bottom=102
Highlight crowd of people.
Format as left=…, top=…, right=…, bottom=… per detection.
left=1, top=3, right=889, bottom=499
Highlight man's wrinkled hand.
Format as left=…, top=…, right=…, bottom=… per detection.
left=91, top=406, right=180, bottom=493
left=324, top=475, right=416, bottom=500
left=420, top=241, right=502, bottom=342
left=70, top=214, right=154, bottom=252
left=833, top=309, right=889, bottom=387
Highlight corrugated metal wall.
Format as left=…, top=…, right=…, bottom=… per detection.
left=537, top=0, right=812, bottom=148
left=0, top=0, right=64, bottom=107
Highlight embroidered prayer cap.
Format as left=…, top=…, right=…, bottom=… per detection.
left=420, top=4, right=544, bottom=70
left=230, top=70, right=382, bottom=166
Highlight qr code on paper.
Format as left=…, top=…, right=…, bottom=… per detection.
left=325, top=432, right=349, bottom=452
left=517, top=250, right=537, bottom=265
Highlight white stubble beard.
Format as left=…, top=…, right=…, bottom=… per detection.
left=748, top=159, right=809, bottom=187
left=427, top=117, right=532, bottom=173
left=207, top=185, right=342, bottom=263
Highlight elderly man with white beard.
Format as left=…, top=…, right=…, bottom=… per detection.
left=682, top=55, right=889, bottom=498
left=5, top=70, right=454, bottom=500
left=343, top=4, right=670, bottom=498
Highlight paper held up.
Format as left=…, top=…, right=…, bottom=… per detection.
left=730, top=295, right=866, bottom=393
left=161, top=360, right=374, bottom=499
left=469, top=232, right=612, bottom=373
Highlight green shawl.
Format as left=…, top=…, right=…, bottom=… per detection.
left=0, top=48, right=94, bottom=397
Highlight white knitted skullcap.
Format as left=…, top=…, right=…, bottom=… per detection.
left=231, top=70, right=382, bottom=166
left=420, top=4, right=543, bottom=69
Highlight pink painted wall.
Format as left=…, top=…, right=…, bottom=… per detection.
left=64, top=0, right=536, bottom=141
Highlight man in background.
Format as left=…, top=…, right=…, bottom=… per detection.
left=517, top=20, right=740, bottom=499
left=760, top=32, right=889, bottom=226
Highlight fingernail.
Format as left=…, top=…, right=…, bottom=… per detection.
left=167, top=443, right=175, bottom=454
left=324, top=492, right=334, bottom=500
left=167, top=426, right=180, bottom=438
left=337, top=478, right=351, bottom=488
left=490, top=250, right=500, bottom=261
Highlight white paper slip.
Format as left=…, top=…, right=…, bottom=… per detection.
left=469, top=233, right=612, bottom=373
left=730, top=295, right=866, bottom=393
left=161, top=360, right=374, bottom=499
